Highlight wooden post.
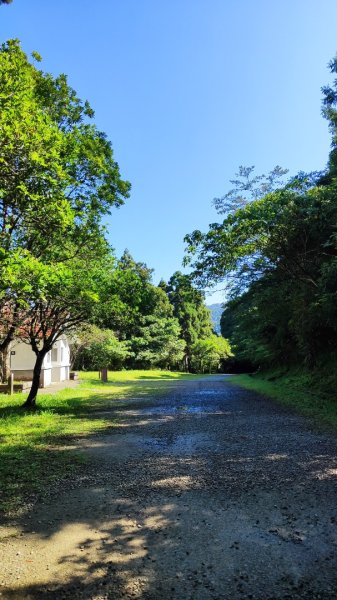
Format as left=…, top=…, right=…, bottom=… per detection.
left=8, top=372, right=14, bottom=395
left=101, top=368, right=108, bottom=382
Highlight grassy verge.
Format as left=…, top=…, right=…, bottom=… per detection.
left=0, top=369, right=200, bottom=518
left=227, top=367, right=337, bottom=431
left=78, top=369, right=210, bottom=382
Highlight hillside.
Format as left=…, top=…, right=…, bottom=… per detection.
left=207, top=303, right=223, bottom=334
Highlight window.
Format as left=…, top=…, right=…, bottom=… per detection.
left=51, top=348, right=58, bottom=362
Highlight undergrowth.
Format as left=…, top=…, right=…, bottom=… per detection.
left=228, top=363, right=337, bottom=431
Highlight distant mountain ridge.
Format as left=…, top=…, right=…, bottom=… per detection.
left=207, top=303, right=223, bottom=335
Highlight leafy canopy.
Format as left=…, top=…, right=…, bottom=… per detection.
left=0, top=39, right=130, bottom=353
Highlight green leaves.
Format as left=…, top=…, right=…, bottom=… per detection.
left=0, top=39, right=130, bottom=264
left=190, top=335, right=232, bottom=373
left=0, top=40, right=131, bottom=397
left=74, top=326, right=131, bottom=370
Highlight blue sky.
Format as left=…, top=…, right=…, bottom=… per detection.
left=1, top=0, right=337, bottom=303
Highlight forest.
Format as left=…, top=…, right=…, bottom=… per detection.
left=0, top=40, right=231, bottom=407
left=2, top=4, right=337, bottom=598
left=184, top=57, right=337, bottom=394
left=1, top=37, right=337, bottom=408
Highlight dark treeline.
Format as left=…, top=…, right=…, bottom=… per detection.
left=185, top=56, right=337, bottom=378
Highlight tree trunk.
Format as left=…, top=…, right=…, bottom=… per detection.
left=0, top=310, right=18, bottom=382
left=1, top=345, right=10, bottom=383
left=22, top=351, right=46, bottom=409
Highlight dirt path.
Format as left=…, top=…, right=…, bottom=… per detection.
left=1, top=376, right=337, bottom=599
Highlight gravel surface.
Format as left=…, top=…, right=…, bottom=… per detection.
left=1, top=376, right=337, bottom=599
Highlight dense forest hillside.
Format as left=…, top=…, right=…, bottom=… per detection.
left=184, top=56, right=337, bottom=396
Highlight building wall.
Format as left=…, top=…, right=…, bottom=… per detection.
left=10, top=367, right=53, bottom=386
left=41, top=368, right=52, bottom=387
left=11, top=342, right=37, bottom=371
left=51, top=338, right=71, bottom=382
left=10, top=337, right=70, bottom=386
left=10, top=369, right=34, bottom=382
left=51, top=365, right=70, bottom=383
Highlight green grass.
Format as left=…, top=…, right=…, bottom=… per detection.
left=228, top=367, right=337, bottom=431
left=0, top=370, right=205, bottom=518
left=78, top=369, right=210, bottom=382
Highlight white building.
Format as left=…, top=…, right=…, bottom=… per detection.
left=10, top=337, right=71, bottom=387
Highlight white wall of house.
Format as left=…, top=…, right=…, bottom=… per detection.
left=41, top=365, right=52, bottom=387
left=9, top=337, right=70, bottom=387
left=51, top=338, right=70, bottom=383
left=10, top=342, right=39, bottom=370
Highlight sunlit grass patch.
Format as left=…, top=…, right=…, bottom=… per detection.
left=78, top=369, right=211, bottom=383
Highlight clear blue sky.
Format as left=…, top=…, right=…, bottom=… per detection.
left=1, top=0, right=337, bottom=303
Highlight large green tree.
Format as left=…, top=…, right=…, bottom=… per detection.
left=185, top=176, right=337, bottom=367
left=166, top=272, right=214, bottom=371
left=97, top=251, right=172, bottom=338
left=20, top=248, right=115, bottom=407
left=190, top=335, right=232, bottom=373
left=71, top=325, right=131, bottom=372
left=0, top=39, right=130, bottom=381
left=93, top=251, right=186, bottom=370
left=129, top=314, right=185, bottom=370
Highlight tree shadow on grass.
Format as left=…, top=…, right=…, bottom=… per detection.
left=0, top=382, right=182, bottom=519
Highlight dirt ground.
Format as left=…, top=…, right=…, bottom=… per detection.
left=1, top=376, right=337, bottom=599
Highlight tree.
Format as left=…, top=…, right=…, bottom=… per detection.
left=73, top=325, right=130, bottom=371
left=20, top=249, right=115, bottom=408
left=0, top=1, right=13, bottom=5
left=166, top=272, right=214, bottom=371
left=129, top=314, right=185, bottom=370
left=186, top=165, right=337, bottom=368
left=0, top=39, right=130, bottom=383
left=93, top=252, right=187, bottom=370
left=190, top=335, right=232, bottom=373
left=97, top=251, right=175, bottom=341
left=183, top=56, right=337, bottom=373
left=185, top=172, right=331, bottom=290
left=322, top=54, right=337, bottom=176
left=213, top=165, right=288, bottom=216
left=100, top=251, right=157, bottom=340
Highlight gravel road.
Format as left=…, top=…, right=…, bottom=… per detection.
left=1, top=376, right=337, bottom=599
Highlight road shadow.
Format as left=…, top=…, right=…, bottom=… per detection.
left=2, top=379, right=337, bottom=599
